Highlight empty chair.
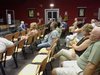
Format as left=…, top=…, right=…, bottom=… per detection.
left=18, top=64, right=40, bottom=75
left=13, top=31, right=20, bottom=42
left=15, top=39, right=25, bottom=59
left=4, top=44, right=18, bottom=68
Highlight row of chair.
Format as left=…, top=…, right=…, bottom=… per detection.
left=18, top=38, right=58, bottom=75
left=0, top=26, right=46, bottom=75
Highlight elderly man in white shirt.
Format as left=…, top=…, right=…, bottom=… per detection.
left=0, top=37, right=14, bottom=53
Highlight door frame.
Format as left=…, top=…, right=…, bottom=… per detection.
left=45, top=9, right=59, bottom=24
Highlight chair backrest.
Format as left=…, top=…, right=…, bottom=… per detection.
left=26, top=35, right=33, bottom=45
left=41, top=28, right=46, bottom=37
left=13, top=31, right=20, bottom=38
left=33, top=33, right=38, bottom=43
left=37, top=29, right=42, bottom=39
left=18, top=39, right=25, bottom=48
left=6, top=45, right=15, bottom=56
left=20, top=30, right=26, bottom=36
left=50, top=38, right=58, bottom=48
left=38, top=56, right=48, bottom=75
left=50, top=43, right=57, bottom=58
left=4, top=33, right=14, bottom=41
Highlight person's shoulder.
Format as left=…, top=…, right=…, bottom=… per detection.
left=93, top=41, right=100, bottom=47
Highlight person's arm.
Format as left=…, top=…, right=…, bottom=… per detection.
left=71, top=39, right=91, bottom=51
left=73, top=28, right=81, bottom=33
left=83, top=62, right=97, bottom=75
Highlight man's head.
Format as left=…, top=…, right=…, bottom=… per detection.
left=74, top=18, right=78, bottom=21
left=91, top=19, right=96, bottom=23
left=30, top=22, right=37, bottom=30
left=21, top=21, right=24, bottom=24
left=89, top=27, right=100, bottom=41
left=50, top=21, right=58, bottom=30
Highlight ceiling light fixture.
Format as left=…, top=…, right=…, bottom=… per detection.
left=50, top=3, right=54, bottom=8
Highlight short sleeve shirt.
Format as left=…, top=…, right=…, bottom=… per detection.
left=47, top=30, right=59, bottom=45
left=77, top=41, right=100, bottom=71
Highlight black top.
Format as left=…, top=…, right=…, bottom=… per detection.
left=75, top=37, right=88, bottom=56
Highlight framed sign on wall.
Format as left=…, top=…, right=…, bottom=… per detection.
left=78, top=8, right=85, bottom=17
left=28, top=8, right=35, bottom=18
left=77, top=7, right=86, bottom=17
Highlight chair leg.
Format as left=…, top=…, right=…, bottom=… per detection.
left=3, top=52, right=7, bottom=67
left=0, top=62, right=6, bottom=75
left=49, top=62, right=53, bottom=70
left=12, top=53, right=18, bottom=68
left=22, top=48, right=27, bottom=59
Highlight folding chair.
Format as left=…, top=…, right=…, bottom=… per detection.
left=13, top=31, right=20, bottom=42
left=4, top=45, right=18, bottom=68
left=15, top=39, right=25, bottom=59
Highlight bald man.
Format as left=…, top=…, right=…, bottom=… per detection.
left=52, top=27, right=100, bottom=75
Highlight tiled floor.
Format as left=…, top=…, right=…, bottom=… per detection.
left=0, top=37, right=66, bottom=75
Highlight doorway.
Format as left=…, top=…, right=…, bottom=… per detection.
left=45, top=9, right=59, bottom=24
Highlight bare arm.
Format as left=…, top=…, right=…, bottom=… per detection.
left=73, top=28, right=81, bottom=33
left=83, top=62, right=97, bottom=75
left=71, top=39, right=91, bottom=51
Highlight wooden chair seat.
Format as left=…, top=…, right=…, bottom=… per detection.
left=18, top=64, right=40, bottom=75
left=32, top=55, right=47, bottom=64
left=38, top=48, right=48, bottom=54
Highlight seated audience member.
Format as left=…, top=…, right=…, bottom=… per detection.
left=65, top=22, right=84, bottom=47
left=69, top=17, right=79, bottom=32
left=19, top=21, right=26, bottom=31
left=21, top=22, right=38, bottom=40
left=37, top=21, right=59, bottom=50
left=61, top=20, right=68, bottom=36
left=44, top=18, right=54, bottom=35
left=56, top=22, right=62, bottom=37
left=91, top=19, right=97, bottom=28
left=52, top=24, right=93, bottom=62
left=52, top=27, right=100, bottom=75
left=0, top=37, right=14, bottom=53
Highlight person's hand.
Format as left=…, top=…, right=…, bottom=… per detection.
left=46, top=47, right=51, bottom=51
left=70, top=49, right=76, bottom=58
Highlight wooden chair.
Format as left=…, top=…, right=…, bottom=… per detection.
left=15, top=39, right=25, bottom=59
left=38, top=55, right=48, bottom=75
left=20, top=30, right=26, bottom=36
left=24, top=35, right=34, bottom=53
left=18, top=64, right=40, bottom=75
left=33, top=33, right=38, bottom=43
left=38, top=38, right=57, bottom=69
left=32, top=54, right=48, bottom=75
left=37, top=29, right=42, bottom=39
left=24, top=35, right=33, bottom=48
left=4, top=33, right=14, bottom=41
left=41, top=28, right=46, bottom=38
left=4, top=45, right=18, bottom=68
left=38, top=38, right=58, bottom=57
left=13, top=31, right=20, bottom=42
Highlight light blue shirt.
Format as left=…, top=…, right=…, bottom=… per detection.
left=47, top=30, right=59, bottom=45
